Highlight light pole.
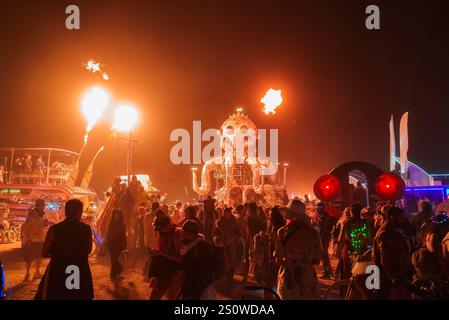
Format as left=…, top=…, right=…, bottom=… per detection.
left=113, top=104, right=138, bottom=186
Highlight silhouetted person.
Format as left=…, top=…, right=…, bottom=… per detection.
left=35, top=199, right=93, bottom=300
left=314, top=202, right=337, bottom=279
left=106, top=210, right=127, bottom=281
left=21, top=199, right=49, bottom=281
left=180, top=220, right=216, bottom=299
left=411, top=200, right=433, bottom=248
left=197, top=196, right=218, bottom=243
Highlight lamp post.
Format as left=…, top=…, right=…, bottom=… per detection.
left=113, top=104, right=138, bottom=186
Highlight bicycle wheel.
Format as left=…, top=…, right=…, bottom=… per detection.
left=411, top=276, right=447, bottom=299
left=324, top=280, right=368, bottom=300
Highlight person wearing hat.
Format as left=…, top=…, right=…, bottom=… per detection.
left=179, top=220, right=216, bottom=299
left=285, top=199, right=312, bottom=226
left=274, top=199, right=322, bottom=299
left=412, top=211, right=449, bottom=283
left=21, top=198, right=50, bottom=281
left=148, top=215, right=182, bottom=300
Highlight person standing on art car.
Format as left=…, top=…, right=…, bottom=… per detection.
left=352, top=181, right=367, bottom=208
left=35, top=199, right=94, bottom=300
left=274, top=200, right=322, bottom=300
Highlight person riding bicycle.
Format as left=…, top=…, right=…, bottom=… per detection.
left=338, top=202, right=373, bottom=281
left=372, top=206, right=412, bottom=299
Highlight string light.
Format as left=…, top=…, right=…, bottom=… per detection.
left=349, top=223, right=369, bottom=252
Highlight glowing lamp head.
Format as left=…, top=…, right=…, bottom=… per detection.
left=375, top=173, right=405, bottom=201
left=113, top=104, right=138, bottom=132
left=81, top=86, right=110, bottom=131
left=313, top=174, right=342, bottom=202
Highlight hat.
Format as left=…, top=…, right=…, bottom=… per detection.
left=181, top=220, right=200, bottom=235
left=152, top=216, right=171, bottom=231
left=279, top=199, right=306, bottom=220
left=287, top=199, right=306, bottom=216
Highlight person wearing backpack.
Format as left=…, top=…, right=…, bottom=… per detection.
left=274, top=200, right=322, bottom=300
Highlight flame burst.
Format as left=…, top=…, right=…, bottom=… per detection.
left=261, top=88, right=283, bottom=115
left=84, top=59, right=110, bottom=81
left=81, top=86, right=110, bottom=143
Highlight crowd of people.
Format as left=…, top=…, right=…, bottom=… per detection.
left=14, top=176, right=449, bottom=300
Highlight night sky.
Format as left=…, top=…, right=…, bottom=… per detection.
left=1, top=0, right=448, bottom=199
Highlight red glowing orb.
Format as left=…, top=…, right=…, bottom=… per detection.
left=314, top=174, right=342, bottom=202
left=375, top=173, right=405, bottom=201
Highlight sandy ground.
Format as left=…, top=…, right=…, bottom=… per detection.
left=0, top=241, right=337, bottom=300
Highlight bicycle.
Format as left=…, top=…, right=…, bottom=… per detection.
left=324, top=250, right=373, bottom=300
left=405, top=275, right=449, bottom=300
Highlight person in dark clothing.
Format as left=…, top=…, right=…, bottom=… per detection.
left=411, top=200, right=433, bottom=249
left=106, top=210, right=127, bottom=281
left=372, top=206, right=411, bottom=299
left=177, top=205, right=203, bottom=231
left=352, top=181, right=367, bottom=207
left=180, top=220, right=215, bottom=299
left=35, top=199, right=93, bottom=300
left=268, top=206, right=285, bottom=257
left=338, top=202, right=373, bottom=281
left=149, top=216, right=182, bottom=300
left=214, top=207, right=243, bottom=290
left=314, top=202, right=337, bottom=279
left=246, top=202, right=264, bottom=239
left=197, top=196, right=218, bottom=242
left=120, top=187, right=136, bottom=232
left=413, top=211, right=449, bottom=281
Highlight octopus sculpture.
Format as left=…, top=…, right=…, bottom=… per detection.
left=192, top=109, right=289, bottom=206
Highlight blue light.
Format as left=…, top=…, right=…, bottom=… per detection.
left=405, top=187, right=444, bottom=192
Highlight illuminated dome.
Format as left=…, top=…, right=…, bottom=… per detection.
left=220, top=109, right=257, bottom=136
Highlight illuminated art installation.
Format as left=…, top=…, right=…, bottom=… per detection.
left=192, top=109, right=288, bottom=206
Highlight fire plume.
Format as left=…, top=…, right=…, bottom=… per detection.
left=84, top=59, right=109, bottom=81
left=261, top=88, right=283, bottom=115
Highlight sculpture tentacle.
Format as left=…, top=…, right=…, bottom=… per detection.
left=192, top=157, right=222, bottom=195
